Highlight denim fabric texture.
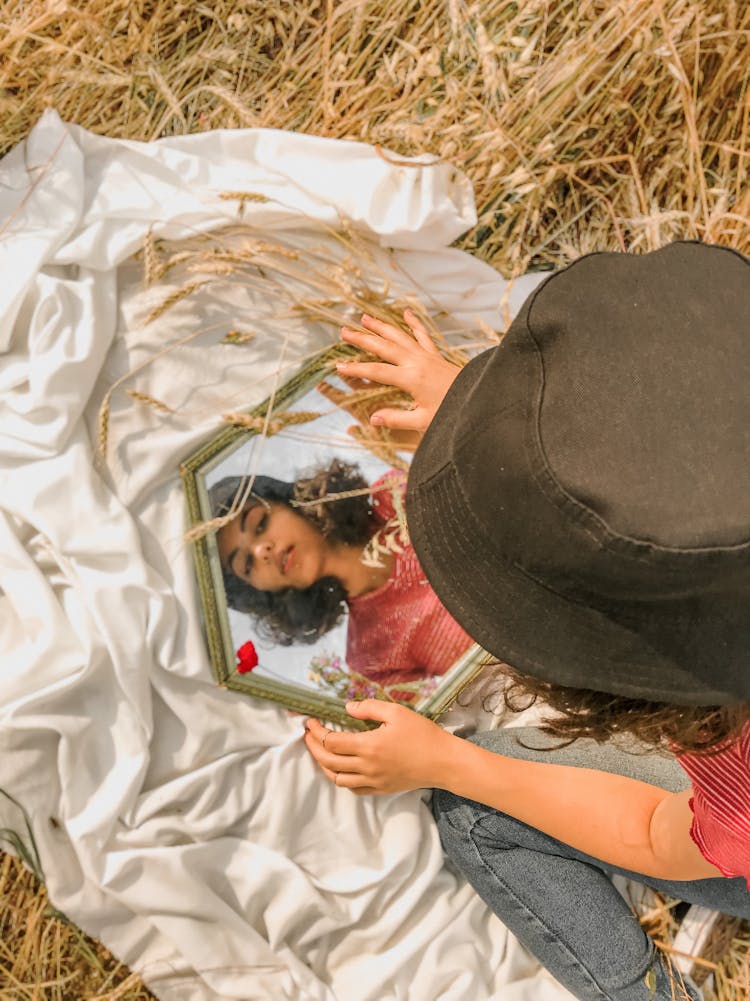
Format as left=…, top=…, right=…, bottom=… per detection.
left=432, top=727, right=750, bottom=1001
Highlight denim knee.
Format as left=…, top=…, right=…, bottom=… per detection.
left=432, top=787, right=519, bottom=851
left=432, top=787, right=485, bottom=878
left=430, top=784, right=464, bottom=832
left=432, top=786, right=474, bottom=836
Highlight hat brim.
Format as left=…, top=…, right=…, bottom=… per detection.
left=406, top=358, right=736, bottom=706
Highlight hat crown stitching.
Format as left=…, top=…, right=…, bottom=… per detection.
left=522, top=249, right=750, bottom=560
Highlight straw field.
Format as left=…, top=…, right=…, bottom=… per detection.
left=2, top=0, right=749, bottom=273
left=1, top=0, right=749, bottom=998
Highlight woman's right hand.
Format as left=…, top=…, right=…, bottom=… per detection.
left=336, top=310, right=462, bottom=433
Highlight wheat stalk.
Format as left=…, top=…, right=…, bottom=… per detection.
left=144, top=280, right=207, bottom=325
left=218, top=191, right=271, bottom=204
left=221, top=410, right=321, bottom=435
left=5, top=5, right=750, bottom=995
left=126, top=390, right=174, bottom=414
left=222, top=330, right=256, bottom=345
left=142, top=230, right=161, bottom=286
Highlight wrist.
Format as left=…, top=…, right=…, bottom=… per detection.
left=430, top=729, right=478, bottom=793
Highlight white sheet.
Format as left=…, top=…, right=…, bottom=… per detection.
left=0, top=111, right=570, bottom=1001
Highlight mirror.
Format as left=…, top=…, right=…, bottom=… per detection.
left=182, top=345, right=488, bottom=729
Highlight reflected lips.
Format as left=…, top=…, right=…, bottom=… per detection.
left=280, top=545, right=294, bottom=575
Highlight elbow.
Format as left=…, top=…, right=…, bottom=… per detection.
left=646, top=792, right=691, bottom=880
left=646, top=810, right=680, bottom=879
left=646, top=791, right=723, bottom=882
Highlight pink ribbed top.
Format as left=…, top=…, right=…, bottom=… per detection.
left=680, top=723, right=750, bottom=888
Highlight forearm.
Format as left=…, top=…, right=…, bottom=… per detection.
left=435, top=736, right=702, bottom=881
left=306, top=702, right=722, bottom=881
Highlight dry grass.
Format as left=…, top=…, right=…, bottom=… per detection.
left=2, top=0, right=750, bottom=998
left=1, top=0, right=748, bottom=273
left=0, top=852, right=156, bottom=1001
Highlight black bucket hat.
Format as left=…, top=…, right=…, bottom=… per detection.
left=406, top=242, right=750, bottom=705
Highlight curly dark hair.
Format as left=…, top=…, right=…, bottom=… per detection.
left=498, top=665, right=750, bottom=757
left=208, top=459, right=373, bottom=645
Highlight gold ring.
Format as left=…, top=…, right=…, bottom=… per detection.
left=322, top=729, right=329, bottom=749
left=334, top=771, right=340, bottom=786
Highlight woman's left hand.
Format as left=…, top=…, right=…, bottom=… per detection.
left=304, top=700, right=456, bottom=794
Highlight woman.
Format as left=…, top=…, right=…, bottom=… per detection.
left=209, top=459, right=473, bottom=689
left=304, top=244, right=750, bottom=1001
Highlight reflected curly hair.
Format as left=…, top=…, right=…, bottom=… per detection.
left=499, top=665, right=750, bottom=757
left=208, top=459, right=372, bottom=646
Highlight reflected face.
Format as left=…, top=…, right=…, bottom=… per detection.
left=217, top=500, right=329, bottom=592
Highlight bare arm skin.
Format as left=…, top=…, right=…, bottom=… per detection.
left=304, top=702, right=723, bottom=883
left=321, top=310, right=724, bottom=883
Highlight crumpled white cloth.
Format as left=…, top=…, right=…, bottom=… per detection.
left=0, top=110, right=569, bottom=1001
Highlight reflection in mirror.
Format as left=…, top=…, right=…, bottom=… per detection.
left=182, top=347, right=487, bottom=728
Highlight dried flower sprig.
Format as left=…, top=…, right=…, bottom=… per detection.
left=309, top=652, right=439, bottom=705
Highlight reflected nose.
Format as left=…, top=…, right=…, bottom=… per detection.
left=252, top=539, right=273, bottom=562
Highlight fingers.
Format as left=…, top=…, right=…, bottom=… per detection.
left=317, top=376, right=375, bottom=403
left=305, top=717, right=365, bottom=754
left=370, top=406, right=425, bottom=432
left=345, top=698, right=400, bottom=725
left=303, top=708, right=421, bottom=795
left=356, top=309, right=438, bottom=354
left=316, top=380, right=347, bottom=406
left=335, top=359, right=408, bottom=390
left=332, top=773, right=379, bottom=793
left=403, top=308, right=440, bottom=354
left=305, top=735, right=363, bottom=774
left=304, top=720, right=380, bottom=791
left=340, top=326, right=404, bottom=365
left=337, top=311, right=443, bottom=402
left=317, top=759, right=378, bottom=793
left=360, top=313, right=418, bottom=347
left=337, top=375, right=373, bottom=392
left=340, top=310, right=439, bottom=364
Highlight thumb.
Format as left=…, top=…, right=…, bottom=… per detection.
left=346, top=698, right=397, bottom=724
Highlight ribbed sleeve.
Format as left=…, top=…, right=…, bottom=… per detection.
left=679, top=724, right=750, bottom=888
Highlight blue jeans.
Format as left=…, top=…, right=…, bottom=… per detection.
left=432, top=728, right=750, bottom=1001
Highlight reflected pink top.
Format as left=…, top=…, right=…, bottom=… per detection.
left=345, top=471, right=474, bottom=688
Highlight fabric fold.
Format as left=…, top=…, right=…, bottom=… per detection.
left=0, top=111, right=563, bottom=1001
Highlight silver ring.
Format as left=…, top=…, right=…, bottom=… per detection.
left=334, top=771, right=340, bottom=786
